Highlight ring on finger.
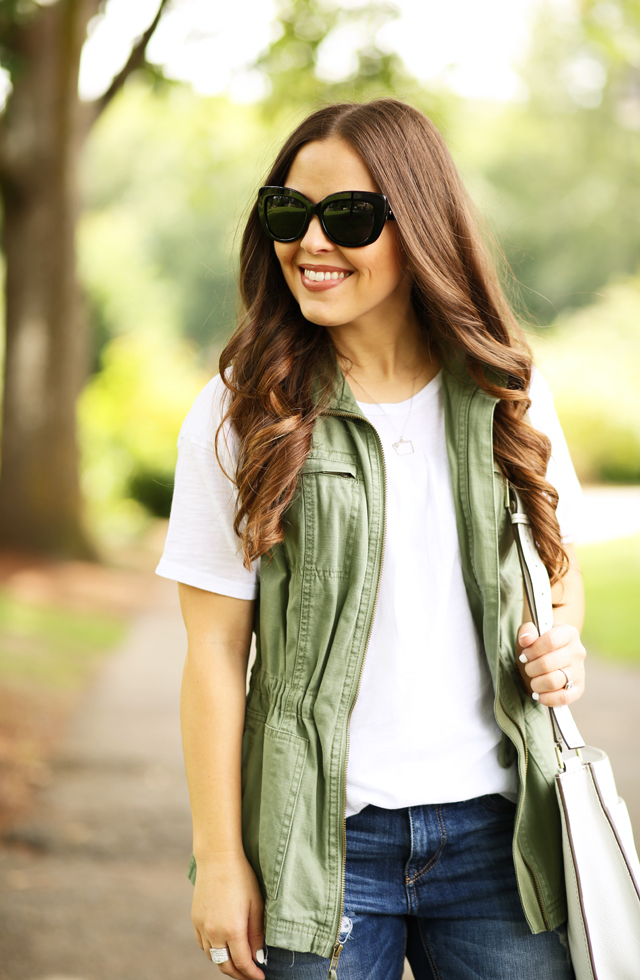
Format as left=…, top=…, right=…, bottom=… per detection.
left=210, top=947, right=230, bottom=964
left=559, top=667, right=573, bottom=691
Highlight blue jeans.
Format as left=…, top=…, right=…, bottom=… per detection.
left=264, top=795, right=573, bottom=979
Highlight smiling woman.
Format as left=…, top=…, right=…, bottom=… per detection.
left=155, top=99, right=585, bottom=980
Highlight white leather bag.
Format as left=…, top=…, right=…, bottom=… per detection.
left=508, top=484, right=640, bottom=980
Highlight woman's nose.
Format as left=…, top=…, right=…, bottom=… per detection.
left=300, top=214, right=335, bottom=253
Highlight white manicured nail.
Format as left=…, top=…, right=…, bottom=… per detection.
left=532, top=692, right=540, bottom=701
left=256, top=948, right=265, bottom=964
left=519, top=653, right=528, bottom=663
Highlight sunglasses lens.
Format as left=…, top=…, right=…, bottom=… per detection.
left=323, top=199, right=376, bottom=245
left=264, top=195, right=308, bottom=241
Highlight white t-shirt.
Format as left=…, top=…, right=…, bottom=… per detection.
left=156, top=368, right=583, bottom=815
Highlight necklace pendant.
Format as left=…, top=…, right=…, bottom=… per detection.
left=392, top=437, right=414, bottom=456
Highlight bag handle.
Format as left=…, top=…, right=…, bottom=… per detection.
left=506, top=482, right=585, bottom=753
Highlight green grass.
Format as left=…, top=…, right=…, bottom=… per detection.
left=0, top=590, right=126, bottom=690
left=577, top=533, right=640, bottom=663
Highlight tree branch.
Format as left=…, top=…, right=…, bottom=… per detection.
left=86, top=0, right=170, bottom=126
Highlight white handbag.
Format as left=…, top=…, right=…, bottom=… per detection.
left=507, top=484, right=640, bottom=980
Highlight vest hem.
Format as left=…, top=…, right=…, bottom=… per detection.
left=264, top=913, right=335, bottom=958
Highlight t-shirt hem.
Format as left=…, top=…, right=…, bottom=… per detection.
left=154, top=559, right=258, bottom=600
left=345, top=774, right=519, bottom=817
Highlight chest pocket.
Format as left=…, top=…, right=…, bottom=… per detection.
left=283, top=455, right=360, bottom=576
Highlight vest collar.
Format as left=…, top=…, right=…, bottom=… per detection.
left=324, top=357, right=497, bottom=417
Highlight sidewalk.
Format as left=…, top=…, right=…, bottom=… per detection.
left=0, top=577, right=213, bottom=980
left=0, top=539, right=639, bottom=979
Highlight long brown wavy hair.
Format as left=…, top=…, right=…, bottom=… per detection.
left=218, top=99, right=568, bottom=586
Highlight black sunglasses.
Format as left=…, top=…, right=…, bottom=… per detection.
left=257, top=186, right=395, bottom=248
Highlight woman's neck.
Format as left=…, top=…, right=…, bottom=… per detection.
left=328, top=303, right=440, bottom=405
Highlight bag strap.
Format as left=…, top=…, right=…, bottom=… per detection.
left=506, top=482, right=586, bottom=753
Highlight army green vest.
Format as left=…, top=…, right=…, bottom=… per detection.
left=188, top=366, right=567, bottom=960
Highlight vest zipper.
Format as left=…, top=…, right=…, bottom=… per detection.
left=323, top=410, right=387, bottom=979
left=498, top=695, right=550, bottom=930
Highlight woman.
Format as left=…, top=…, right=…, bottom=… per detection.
left=156, top=99, right=585, bottom=980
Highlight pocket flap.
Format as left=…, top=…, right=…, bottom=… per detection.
left=301, top=457, right=357, bottom=478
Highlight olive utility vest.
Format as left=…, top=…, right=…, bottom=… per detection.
left=188, top=366, right=567, bottom=964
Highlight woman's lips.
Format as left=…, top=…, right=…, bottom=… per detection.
left=299, top=266, right=353, bottom=292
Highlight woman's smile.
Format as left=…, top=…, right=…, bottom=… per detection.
left=299, top=264, right=353, bottom=291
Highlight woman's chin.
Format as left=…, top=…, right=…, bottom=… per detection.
left=299, top=300, right=352, bottom=328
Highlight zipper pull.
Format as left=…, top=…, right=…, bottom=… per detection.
left=327, top=940, right=343, bottom=979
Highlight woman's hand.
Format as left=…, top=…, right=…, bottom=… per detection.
left=192, top=852, right=265, bottom=979
left=517, top=621, right=586, bottom=706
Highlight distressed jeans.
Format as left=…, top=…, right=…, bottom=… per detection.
left=263, top=795, right=574, bottom=980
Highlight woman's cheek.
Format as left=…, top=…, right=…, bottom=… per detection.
left=273, top=243, right=296, bottom=281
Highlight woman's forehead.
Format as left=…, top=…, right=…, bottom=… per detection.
left=284, top=138, right=380, bottom=201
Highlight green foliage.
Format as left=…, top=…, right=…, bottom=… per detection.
left=257, top=0, right=408, bottom=111
left=441, top=1, right=640, bottom=324
left=128, top=468, right=174, bottom=519
left=81, top=82, right=266, bottom=360
left=78, top=329, right=208, bottom=538
left=531, top=273, right=640, bottom=483
left=580, top=0, right=640, bottom=69
left=0, top=0, right=43, bottom=94
left=78, top=83, right=256, bottom=531
left=0, top=589, right=125, bottom=689
left=578, top=532, right=640, bottom=661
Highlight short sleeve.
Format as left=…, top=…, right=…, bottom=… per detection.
left=527, top=368, right=584, bottom=544
left=155, top=375, right=259, bottom=599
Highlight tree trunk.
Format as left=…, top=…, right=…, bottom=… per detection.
left=0, top=0, right=98, bottom=557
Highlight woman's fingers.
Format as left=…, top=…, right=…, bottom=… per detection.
left=206, top=936, right=246, bottom=980
left=517, top=622, right=538, bottom=652
left=516, top=622, right=587, bottom=706
left=217, top=957, right=248, bottom=980
left=206, top=930, right=264, bottom=980
left=524, top=644, right=586, bottom=680
left=248, top=897, right=266, bottom=968
left=519, top=623, right=581, bottom=661
left=217, top=959, right=246, bottom=979
left=528, top=667, right=585, bottom=703
left=227, top=933, right=265, bottom=980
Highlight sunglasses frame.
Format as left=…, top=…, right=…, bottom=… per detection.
left=257, top=186, right=395, bottom=248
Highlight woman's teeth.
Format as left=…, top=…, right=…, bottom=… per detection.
left=303, top=269, right=349, bottom=281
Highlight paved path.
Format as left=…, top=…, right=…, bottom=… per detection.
left=1, top=577, right=639, bottom=980
left=0, top=578, right=212, bottom=980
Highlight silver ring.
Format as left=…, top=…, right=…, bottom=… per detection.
left=210, top=946, right=230, bottom=964
left=559, top=667, right=573, bottom=691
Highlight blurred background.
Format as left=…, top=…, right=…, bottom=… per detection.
left=0, top=1, right=638, bottom=978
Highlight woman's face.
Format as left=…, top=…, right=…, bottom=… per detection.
left=274, top=138, right=410, bottom=329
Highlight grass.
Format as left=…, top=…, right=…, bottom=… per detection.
left=577, top=533, right=640, bottom=663
left=0, top=589, right=126, bottom=690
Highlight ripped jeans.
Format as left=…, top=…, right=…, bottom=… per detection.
left=263, top=795, right=574, bottom=980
